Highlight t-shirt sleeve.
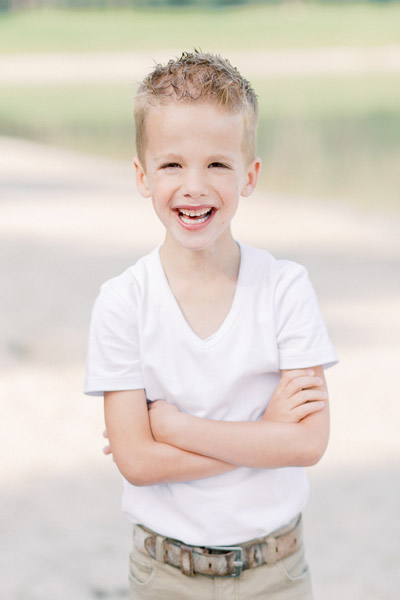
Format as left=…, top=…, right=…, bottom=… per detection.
left=274, top=262, right=338, bottom=370
left=84, top=280, right=144, bottom=396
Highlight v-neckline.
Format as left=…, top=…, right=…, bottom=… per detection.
left=155, top=243, right=248, bottom=349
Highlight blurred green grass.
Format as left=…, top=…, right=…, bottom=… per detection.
left=0, top=4, right=399, bottom=209
left=256, top=75, right=400, bottom=207
left=0, top=4, right=399, bottom=52
left=1, top=75, right=398, bottom=208
left=0, top=85, right=135, bottom=159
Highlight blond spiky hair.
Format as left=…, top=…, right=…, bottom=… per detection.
left=134, top=50, right=259, bottom=166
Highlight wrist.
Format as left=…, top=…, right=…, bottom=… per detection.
left=155, top=410, right=189, bottom=445
left=167, top=411, right=190, bottom=445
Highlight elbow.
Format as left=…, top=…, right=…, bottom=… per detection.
left=117, top=456, right=159, bottom=487
left=120, top=465, right=160, bottom=487
left=295, top=416, right=330, bottom=467
left=298, top=450, right=321, bottom=468
left=123, top=469, right=152, bottom=487
left=113, top=438, right=171, bottom=486
left=297, top=439, right=328, bottom=467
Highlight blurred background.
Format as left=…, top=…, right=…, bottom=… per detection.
left=1, top=0, right=400, bottom=208
left=1, top=1, right=400, bottom=599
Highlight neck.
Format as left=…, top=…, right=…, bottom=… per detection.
left=159, top=232, right=240, bottom=282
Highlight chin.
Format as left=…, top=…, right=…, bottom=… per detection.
left=173, top=235, right=216, bottom=253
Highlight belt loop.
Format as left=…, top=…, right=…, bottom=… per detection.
left=180, top=544, right=195, bottom=576
left=155, top=535, right=165, bottom=563
left=265, top=535, right=278, bottom=564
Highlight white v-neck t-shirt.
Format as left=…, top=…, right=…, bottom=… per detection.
left=84, top=243, right=337, bottom=545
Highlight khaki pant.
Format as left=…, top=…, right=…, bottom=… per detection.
left=128, top=520, right=313, bottom=600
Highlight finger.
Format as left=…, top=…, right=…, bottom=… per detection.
left=290, top=389, right=328, bottom=409
left=286, top=375, right=324, bottom=397
left=275, top=372, right=321, bottom=403
left=281, top=369, right=315, bottom=381
left=294, top=400, right=326, bottom=421
left=273, top=370, right=309, bottom=398
left=103, top=429, right=108, bottom=439
left=103, top=445, right=111, bottom=455
left=279, top=370, right=316, bottom=392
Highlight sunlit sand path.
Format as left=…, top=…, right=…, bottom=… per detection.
left=1, top=136, right=399, bottom=599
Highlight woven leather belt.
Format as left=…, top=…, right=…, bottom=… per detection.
left=134, top=514, right=302, bottom=578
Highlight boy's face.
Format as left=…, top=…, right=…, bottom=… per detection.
left=134, top=101, right=260, bottom=254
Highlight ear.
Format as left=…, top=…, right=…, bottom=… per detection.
left=241, top=157, right=261, bottom=197
left=133, top=157, right=151, bottom=198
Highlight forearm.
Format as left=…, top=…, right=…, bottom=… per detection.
left=149, top=366, right=330, bottom=469
left=158, top=411, right=329, bottom=469
left=104, top=390, right=235, bottom=487
left=119, top=439, right=236, bottom=486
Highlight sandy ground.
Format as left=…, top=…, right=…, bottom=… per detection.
left=1, top=135, right=400, bottom=599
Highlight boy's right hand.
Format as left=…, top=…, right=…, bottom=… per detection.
left=263, top=369, right=327, bottom=424
left=102, top=429, right=115, bottom=461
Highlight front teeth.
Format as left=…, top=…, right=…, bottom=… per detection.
left=179, top=208, right=211, bottom=217
left=178, top=207, right=212, bottom=225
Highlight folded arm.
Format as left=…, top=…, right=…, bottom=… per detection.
left=104, top=366, right=329, bottom=485
left=104, top=389, right=236, bottom=487
left=149, top=366, right=330, bottom=469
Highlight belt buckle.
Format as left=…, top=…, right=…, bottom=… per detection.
left=207, top=545, right=244, bottom=577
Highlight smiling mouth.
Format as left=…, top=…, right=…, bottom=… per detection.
left=177, top=207, right=215, bottom=225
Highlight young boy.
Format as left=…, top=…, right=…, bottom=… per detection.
left=84, top=51, right=337, bottom=599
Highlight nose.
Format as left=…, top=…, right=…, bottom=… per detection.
left=181, top=169, right=209, bottom=199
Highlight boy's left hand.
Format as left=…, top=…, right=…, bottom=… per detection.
left=263, top=368, right=327, bottom=424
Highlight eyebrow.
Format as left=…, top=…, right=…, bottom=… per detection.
left=208, top=154, right=237, bottom=163
left=152, top=153, right=181, bottom=163
left=152, top=153, right=238, bottom=164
